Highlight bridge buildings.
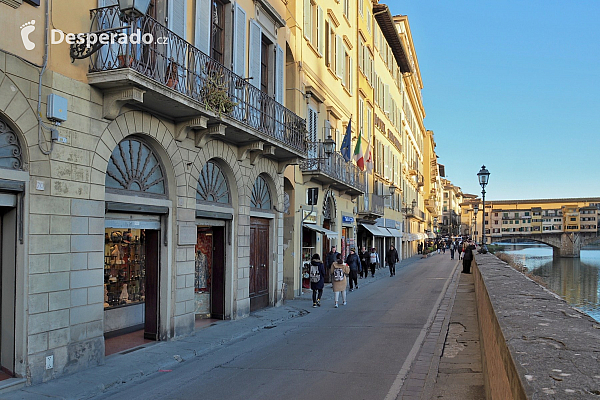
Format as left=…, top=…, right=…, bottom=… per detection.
left=460, top=197, right=600, bottom=257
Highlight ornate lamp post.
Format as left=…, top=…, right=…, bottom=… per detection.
left=473, top=204, right=479, bottom=243
left=477, top=165, right=490, bottom=253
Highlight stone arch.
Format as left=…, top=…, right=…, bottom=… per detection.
left=248, top=157, right=284, bottom=212
left=188, top=140, right=242, bottom=210
left=90, top=111, right=184, bottom=201
left=322, top=189, right=337, bottom=220
left=0, top=74, right=36, bottom=169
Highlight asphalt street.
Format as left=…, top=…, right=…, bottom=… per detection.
left=92, top=254, right=457, bottom=400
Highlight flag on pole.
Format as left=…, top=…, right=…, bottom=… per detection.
left=340, top=118, right=352, bottom=162
left=353, top=131, right=365, bottom=171
left=364, top=135, right=374, bottom=172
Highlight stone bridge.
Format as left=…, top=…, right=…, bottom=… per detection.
left=493, top=232, right=600, bottom=257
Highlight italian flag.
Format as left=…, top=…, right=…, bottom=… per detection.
left=364, top=137, right=373, bottom=172
left=353, top=133, right=365, bottom=171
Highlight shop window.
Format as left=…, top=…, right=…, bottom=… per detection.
left=251, top=175, right=271, bottom=209
left=197, top=160, right=230, bottom=204
left=106, top=138, right=166, bottom=196
left=0, top=118, right=23, bottom=170
left=104, top=228, right=147, bottom=308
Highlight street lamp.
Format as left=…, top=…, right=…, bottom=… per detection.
left=477, top=165, right=490, bottom=253
left=473, top=204, right=479, bottom=243
left=118, top=0, right=152, bottom=20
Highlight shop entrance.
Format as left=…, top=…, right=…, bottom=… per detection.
left=250, top=217, right=269, bottom=311
left=104, top=221, right=161, bottom=353
left=0, top=205, right=17, bottom=378
left=195, top=226, right=225, bottom=319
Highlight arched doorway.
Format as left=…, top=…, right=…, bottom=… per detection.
left=195, top=159, right=230, bottom=320
left=249, top=175, right=272, bottom=311
left=103, top=137, right=167, bottom=343
left=322, top=190, right=337, bottom=282
left=0, top=117, right=25, bottom=379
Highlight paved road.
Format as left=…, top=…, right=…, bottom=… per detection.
left=94, top=254, right=457, bottom=400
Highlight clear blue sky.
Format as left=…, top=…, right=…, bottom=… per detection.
left=388, top=1, right=600, bottom=201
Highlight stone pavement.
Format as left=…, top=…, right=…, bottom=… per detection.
left=0, top=255, right=484, bottom=400
left=399, top=260, right=485, bottom=400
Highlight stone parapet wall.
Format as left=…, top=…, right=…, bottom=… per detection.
left=474, top=253, right=600, bottom=399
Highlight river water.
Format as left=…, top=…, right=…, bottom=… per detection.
left=494, top=243, right=600, bottom=323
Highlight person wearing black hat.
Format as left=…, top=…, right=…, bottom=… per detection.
left=345, top=248, right=361, bottom=291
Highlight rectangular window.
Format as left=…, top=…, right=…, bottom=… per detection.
left=211, top=0, right=225, bottom=64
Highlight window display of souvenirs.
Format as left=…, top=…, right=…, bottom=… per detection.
left=195, top=228, right=213, bottom=315
left=104, top=228, right=146, bottom=308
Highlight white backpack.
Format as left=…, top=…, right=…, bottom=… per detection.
left=333, top=266, right=344, bottom=282
left=310, top=265, right=320, bottom=283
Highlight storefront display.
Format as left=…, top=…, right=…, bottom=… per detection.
left=195, top=228, right=213, bottom=315
left=302, top=246, right=314, bottom=289
left=104, top=228, right=146, bottom=308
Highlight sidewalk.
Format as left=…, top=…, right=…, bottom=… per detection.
left=399, top=258, right=485, bottom=399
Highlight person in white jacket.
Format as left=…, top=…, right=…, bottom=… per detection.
left=368, top=247, right=380, bottom=277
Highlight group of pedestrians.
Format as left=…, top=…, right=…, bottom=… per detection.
left=310, top=244, right=400, bottom=308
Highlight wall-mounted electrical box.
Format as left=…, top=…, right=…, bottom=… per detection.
left=46, top=94, right=68, bottom=123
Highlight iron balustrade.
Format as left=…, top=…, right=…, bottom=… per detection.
left=357, top=194, right=384, bottom=216
left=299, top=142, right=366, bottom=193
left=87, top=5, right=306, bottom=154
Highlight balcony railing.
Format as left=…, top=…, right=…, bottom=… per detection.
left=86, top=5, right=306, bottom=154
left=357, top=194, right=384, bottom=217
left=299, top=142, right=365, bottom=194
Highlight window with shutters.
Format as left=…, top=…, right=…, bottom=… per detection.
left=358, top=97, right=364, bottom=135
left=336, top=35, right=343, bottom=79
left=261, top=36, right=269, bottom=94
left=325, top=20, right=331, bottom=67
left=307, top=105, right=318, bottom=158
left=367, top=10, right=372, bottom=34
left=358, top=0, right=363, bottom=17
left=211, top=0, right=225, bottom=64
left=343, top=0, right=349, bottom=21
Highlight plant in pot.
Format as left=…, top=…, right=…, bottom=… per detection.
left=166, top=59, right=179, bottom=89
left=200, top=71, right=238, bottom=117
left=117, top=50, right=134, bottom=68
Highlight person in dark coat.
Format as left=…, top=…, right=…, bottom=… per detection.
left=386, top=244, right=399, bottom=277
left=359, top=246, right=369, bottom=279
left=345, top=248, right=361, bottom=291
left=325, top=246, right=339, bottom=272
left=310, top=254, right=326, bottom=307
left=462, top=241, right=474, bottom=273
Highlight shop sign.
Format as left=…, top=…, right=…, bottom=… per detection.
left=303, top=210, right=317, bottom=224
left=342, top=215, right=355, bottom=224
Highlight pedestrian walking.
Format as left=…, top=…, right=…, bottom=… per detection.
left=450, top=242, right=455, bottom=260
left=417, top=242, right=423, bottom=254
left=368, top=247, right=379, bottom=277
left=437, top=241, right=442, bottom=254
left=325, top=245, right=339, bottom=282
left=330, top=253, right=350, bottom=308
left=458, top=241, right=463, bottom=260
left=309, top=254, right=326, bottom=307
left=462, top=241, right=474, bottom=273
left=386, top=244, right=399, bottom=277
left=359, top=246, right=369, bottom=279
left=345, top=248, right=361, bottom=291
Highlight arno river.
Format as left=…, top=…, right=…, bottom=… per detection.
left=495, top=243, right=600, bottom=323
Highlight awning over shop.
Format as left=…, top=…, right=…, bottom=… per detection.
left=303, top=224, right=339, bottom=238
left=360, top=223, right=389, bottom=237
left=404, top=233, right=419, bottom=241
left=417, top=233, right=428, bottom=240
left=385, top=228, right=403, bottom=238
left=427, top=232, right=436, bottom=239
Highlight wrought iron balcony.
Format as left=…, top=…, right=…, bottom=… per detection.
left=84, top=5, right=306, bottom=159
left=299, top=142, right=365, bottom=196
left=357, top=194, right=384, bottom=219
left=405, top=207, right=425, bottom=221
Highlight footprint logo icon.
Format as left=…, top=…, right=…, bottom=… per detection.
left=20, top=20, right=36, bottom=51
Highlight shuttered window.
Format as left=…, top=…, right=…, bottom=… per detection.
left=336, top=35, right=343, bottom=79
left=275, top=44, right=284, bottom=104
left=233, top=4, right=246, bottom=77
left=248, top=19, right=262, bottom=90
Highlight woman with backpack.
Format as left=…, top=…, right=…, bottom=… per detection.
left=309, top=254, right=326, bottom=308
left=330, top=253, right=350, bottom=308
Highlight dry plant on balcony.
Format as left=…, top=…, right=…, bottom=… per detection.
left=201, top=72, right=238, bottom=117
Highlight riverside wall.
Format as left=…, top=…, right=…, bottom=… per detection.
left=473, top=253, right=600, bottom=399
